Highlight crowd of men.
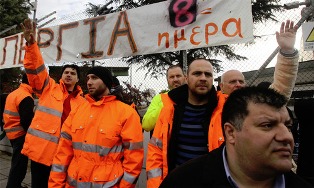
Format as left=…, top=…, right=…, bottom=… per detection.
left=1, top=18, right=313, bottom=188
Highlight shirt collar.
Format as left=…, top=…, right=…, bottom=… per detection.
left=222, top=146, right=285, bottom=188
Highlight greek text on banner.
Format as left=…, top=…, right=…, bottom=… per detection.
left=0, top=0, right=253, bottom=69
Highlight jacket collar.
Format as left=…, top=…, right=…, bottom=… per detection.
left=85, top=94, right=116, bottom=105
left=59, top=79, right=83, bottom=97
left=168, top=84, right=218, bottom=106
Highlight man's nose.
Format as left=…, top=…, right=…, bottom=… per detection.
left=87, top=79, right=92, bottom=85
left=275, top=123, right=294, bottom=144
left=199, top=73, right=207, bottom=80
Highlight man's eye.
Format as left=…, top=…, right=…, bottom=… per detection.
left=263, top=124, right=273, bottom=129
left=204, top=73, right=212, bottom=77
left=286, top=124, right=293, bottom=132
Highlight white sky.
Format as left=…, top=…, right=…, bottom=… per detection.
left=33, top=0, right=107, bottom=19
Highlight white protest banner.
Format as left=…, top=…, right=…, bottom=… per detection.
left=302, top=21, right=314, bottom=51
left=0, top=0, right=253, bottom=69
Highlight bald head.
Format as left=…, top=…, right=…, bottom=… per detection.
left=220, top=70, right=245, bottom=95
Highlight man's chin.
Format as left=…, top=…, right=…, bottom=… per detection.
left=273, top=160, right=293, bottom=172
left=196, top=88, right=210, bottom=94
left=64, top=82, right=74, bottom=87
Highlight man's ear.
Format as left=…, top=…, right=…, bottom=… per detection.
left=224, top=122, right=236, bottom=144
left=219, top=82, right=224, bottom=91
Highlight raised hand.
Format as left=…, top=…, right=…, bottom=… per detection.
left=276, top=20, right=298, bottom=54
left=20, top=19, right=36, bottom=45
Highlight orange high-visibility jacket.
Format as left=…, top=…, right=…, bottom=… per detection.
left=21, top=43, right=85, bottom=166
left=146, top=90, right=227, bottom=188
left=49, top=94, right=144, bottom=188
left=3, top=83, right=33, bottom=140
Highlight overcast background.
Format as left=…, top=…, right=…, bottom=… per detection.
left=28, top=0, right=307, bottom=92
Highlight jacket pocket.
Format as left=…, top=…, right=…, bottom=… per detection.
left=32, top=93, right=63, bottom=134
left=91, top=164, right=123, bottom=183
left=98, top=131, right=121, bottom=157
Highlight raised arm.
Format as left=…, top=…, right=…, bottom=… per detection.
left=271, top=20, right=299, bottom=99
left=21, top=19, right=36, bottom=46
left=21, top=19, right=53, bottom=96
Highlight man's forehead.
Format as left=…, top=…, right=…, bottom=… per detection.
left=223, top=71, right=244, bottom=80
left=168, top=67, right=183, bottom=75
left=63, top=67, right=77, bottom=72
left=247, top=102, right=288, bottom=117
left=189, top=67, right=213, bottom=73
left=189, top=60, right=212, bottom=71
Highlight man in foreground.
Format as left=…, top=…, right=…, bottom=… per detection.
left=160, top=87, right=313, bottom=188
left=146, top=20, right=300, bottom=188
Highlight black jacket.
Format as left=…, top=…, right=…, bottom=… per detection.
left=167, top=84, right=218, bottom=172
left=160, top=144, right=314, bottom=188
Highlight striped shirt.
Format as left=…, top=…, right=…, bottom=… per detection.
left=175, top=103, right=208, bottom=166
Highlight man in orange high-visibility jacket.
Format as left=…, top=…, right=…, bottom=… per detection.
left=142, top=65, right=186, bottom=133
left=3, top=73, right=34, bottom=188
left=49, top=66, right=144, bottom=188
left=146, top=20, right=300, bottom=188
left=146, top=59, right=227, bottom=188
left=20, top=19, right=86, bottom=188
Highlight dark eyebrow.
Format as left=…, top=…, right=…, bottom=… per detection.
left=285, top=118, right=293, bottom=126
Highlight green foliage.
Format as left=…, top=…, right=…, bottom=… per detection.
left=0, top=0, right=31, bottom=93
left=252, top=0, right=282, bottom=23
left=121, top=82, right=153, bottom=108
left=0, top=68, right=23, bottom=94
left=85, top=0, right=283, bottom=79
left=0, top=0, right=31, bottom=38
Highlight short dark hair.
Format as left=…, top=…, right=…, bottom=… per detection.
left=257, top=81, right=272, bottom=89
left=187, top=58, right=211, bottom=74
left=221, top=86, right=288, bottom=137
left=166, top=65, right=183, bottom=77
left=60, top=64, right=80, bottom=80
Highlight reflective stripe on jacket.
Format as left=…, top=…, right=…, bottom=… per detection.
left=21, top=43, right=85, bottom=166
left=48, top=94, right=144, bottom=188
left=3, top=84, right=33, bottom=140
left=146, top=91, right=227, bottom=188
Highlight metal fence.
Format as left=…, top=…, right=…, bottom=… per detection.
left=1, top=2, right=313, bottom=187
left=1, top=1, right=313, bottom=99
left=40, top=1, right=314, bottom=100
